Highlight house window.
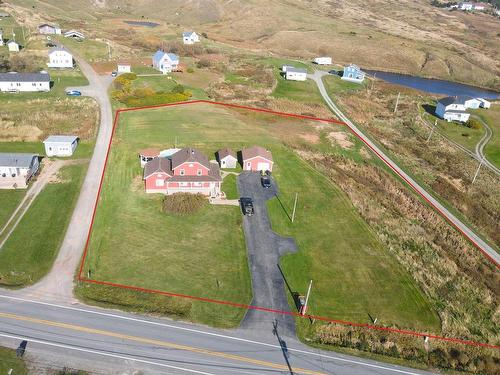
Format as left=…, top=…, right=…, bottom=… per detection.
left=193, top=182, right=202, bottom=187
left=155, top=179, right=164, bottom=187
left=180, top=169, right=185, bottom=176
left=180, top=182, right=188, bottom=187
left=197, top=169, right=202, bottom=176
left=247, top=162, right=251, bottom=168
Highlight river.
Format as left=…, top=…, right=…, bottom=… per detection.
left=365, top=70, right=500, bottom=99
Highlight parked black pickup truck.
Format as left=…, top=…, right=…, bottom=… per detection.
left=240, top=197, right=254, bottom=216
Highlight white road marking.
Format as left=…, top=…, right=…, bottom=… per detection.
left=0, top=294, right=425, bottom=375
left=0, top=332, right=215, bottom=375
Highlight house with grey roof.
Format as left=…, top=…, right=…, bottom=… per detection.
left=0, top=71, right=51, bottom=92
left=216, top=148, right=238, bottom=169
left=182, top=31, right=200, bottom=45
left=43, top=135, right=78, bottom=157
left=0, top=153, right=39, bottom=189
left=435, top=96, right=471, bottom=122
left=152, top=50, right=180, bottom=74
left=282, top=65, right=307, bottom=81
left=38, top=23, right=61, bottom=35
left=241, top=146, right=274, bottom=172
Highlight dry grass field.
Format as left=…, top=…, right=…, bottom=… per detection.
left=5, top=0, right=499, bottom=89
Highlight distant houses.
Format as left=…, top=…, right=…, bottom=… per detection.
left=435, top=95, right=489, bottom=122
left=314, top=57, right=332, bottom=65
left=64, top=30, right=84, bottom=39
left=282, top=65, right=307, bottom=81
left=0, top=153, right=39, bottom=189
left=0, top=72, right=51, bottom=92
left=182, top=31, right=200, bottom=45
left=341, top=64, right=365, bottom=83
left=6, top=39, right=19, bottom=52
left=117, top=60, right=131, bottom=73
left=152, top=50, right=180, bottom=74
left=457, top=2, right=487, bottom=10
left=43, top=135, right=78, bottom=157
left=48, top=47, right=73, bottom=68
left=38, top=23, right=61, bottom=35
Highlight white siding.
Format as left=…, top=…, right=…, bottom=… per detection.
left=0, top=80, right=50, bottom=92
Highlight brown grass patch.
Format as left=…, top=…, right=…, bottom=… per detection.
left=327, top=131, right=354, bottom=149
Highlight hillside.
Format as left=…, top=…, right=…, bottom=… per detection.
left=7, top=0, right=500, bottom=89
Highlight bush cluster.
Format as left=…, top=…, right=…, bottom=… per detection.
left=465, top=118, right=482, bottom=129
left=163, top=193, right=207, bottom=214
left=315, top=323, right=499, bottom=374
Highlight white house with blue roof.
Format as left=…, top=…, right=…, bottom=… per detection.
left=152, top=50, right=180, bottom=74
left=182, top=31, right=200, bottom=45
left=341, top=64, right=365, bottom=83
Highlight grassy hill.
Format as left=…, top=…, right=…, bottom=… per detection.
left=6, top=0, right=499, bottom=89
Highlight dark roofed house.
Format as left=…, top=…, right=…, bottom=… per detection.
left=241, top=146, right=274, bottom=172
left=216, top=148, right=238, bottom=169
left=143, top=147, right=221, bottom=197
left=0, top=153, right=39, bottom=189
left=0, top=71, right=51, bottom=92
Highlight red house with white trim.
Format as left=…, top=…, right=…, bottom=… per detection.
left=143, top=147, right=222, bottom=197
left=241, top=146, right=274, bottom=172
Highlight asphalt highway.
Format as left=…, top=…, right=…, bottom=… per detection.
left=0, top=293, right=434, bottom=375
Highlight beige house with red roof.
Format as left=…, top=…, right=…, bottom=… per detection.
left=241, top=146, right=273, bottom=172
left=143, top=147, right=222, bottom=196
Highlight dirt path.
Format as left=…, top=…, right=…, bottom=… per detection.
left=0, top=159, right=75, bottom=250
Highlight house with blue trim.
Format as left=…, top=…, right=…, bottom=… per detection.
left=341, top=64, right=365, bottom=83
left=152, top=50, right=180, bottom=74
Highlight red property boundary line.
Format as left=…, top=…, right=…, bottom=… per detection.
left=77, top=99, right=499, bottom=350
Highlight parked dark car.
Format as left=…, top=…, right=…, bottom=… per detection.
left=261, top=174, right=271, bottom=188
left=111, top=71, right=118, bottom=77
left=240, top=197, right=254, bottom=216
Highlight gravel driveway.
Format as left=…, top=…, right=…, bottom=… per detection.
left=237, top=172, right=298, bottom=338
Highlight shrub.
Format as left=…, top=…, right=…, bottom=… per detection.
left=465, top=118, right=482, bottom=129
left=119, top=72, right=137, bottom=81
left=197, top=58, right=212, bottom=68
left=187, top=67, right=194, bottom=73
left=124, top=92, right=190, bottom=107
left=163, top=193, right=207, bottom=214
left=171, top=84, right=185, bottom=94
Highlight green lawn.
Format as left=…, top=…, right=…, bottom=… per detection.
left=267, top=149, right=440, bottom=332
left=0, top=190, right=25, bottom=229
left=0, top=347, right=27, bottom=375
left=471, top=106, right=500, bottom=168
left=273, top=77, right=324, bottom=104
left=222, top=174, right=239, bottom=199
left=0, top=14, right=27, bottom=50
left=81, top=103, right=438, bottom=331
left=0, top=162, right=87, bottom=287
left=323, top=74, right=367, bottom=94
left=54, top=35, right=108, bottom=62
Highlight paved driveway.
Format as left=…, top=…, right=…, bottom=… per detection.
left=237, top=172, right=298, bottom=338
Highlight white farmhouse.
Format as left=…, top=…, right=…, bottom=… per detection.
left=283, top=66, right=307, bottom=81
left=0, top=153, right=39, bottom=189
left=458, top=2, right=474, bottom=10
left=152, top=50, right=179, bottom=74
left=182, top=31, right=200, bottom=45
left=435, top=97, right=471, bottom=122
left=38, top=24, right=62, bottom=35
left=342, top=64, right=365, bottom=83
left=7, top=40, right=19, bottom=52
left=48, top=47, right=73, bottom=68
left=117, top=60, right=131, bottom=73
left=0, top=72, right=51, bottom=92
left=314, top=57, right=332, bottom=65
left=43, top=135, right=78, bottom=157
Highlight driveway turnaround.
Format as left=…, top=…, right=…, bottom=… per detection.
left=237, top=172, right=298, bottom=338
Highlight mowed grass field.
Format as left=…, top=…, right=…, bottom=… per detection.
left=0, top=163, right=87, bottom=287
left=0, top=190, right=25, bottom=229
left=0, top=347, right=27, bottom=375
left=82, top=102, right=439, bottom=331
left=471, top=105, right=500, bottom=168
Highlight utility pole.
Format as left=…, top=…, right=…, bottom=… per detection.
left=291, top=192, right=298, bottom=223
left=393, top=92, right=400, bottom=114
left=302, top=280, right=313, bottom=316
left=426, top=119, right=437, bottom=143
left=472, top=157, right=484, bottom=184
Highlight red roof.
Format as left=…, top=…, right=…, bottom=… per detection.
left=241, top=146, right=273, bottom=162
left=139, top=148, right=160, bottom=158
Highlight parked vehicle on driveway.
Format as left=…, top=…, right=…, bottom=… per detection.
left=240, top=197, right=254, bottom=216
left=65, top=90, right=81, bottom=96
left=261, top=174, right=271, bottom=188
left=111, top=71, right=118, bottom=77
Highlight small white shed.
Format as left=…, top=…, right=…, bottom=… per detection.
left=314, top=57, right=332, bottom=65
left=117, top=61, right=131, bottom=73
left=477, top=98, right=491, bottom=109
left=7, top=40, right=19, bottom=52
left=43, top=135, right=78, bottom=157
left=285, top=67, right=307, bottom=81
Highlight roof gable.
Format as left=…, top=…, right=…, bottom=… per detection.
left=171, top=148, right=210, bottom=170
left=241, top=146, right=273, bottom=162
left=143, top=157, right=171, bottom=179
